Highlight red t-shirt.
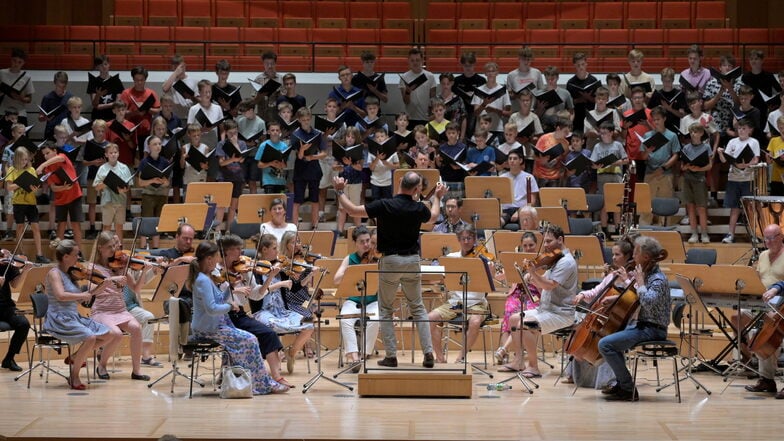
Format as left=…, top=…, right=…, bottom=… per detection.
left=623, top=107, right=653, bottom=161
left=45, top=153, right=82, bottom=205
left=106, top=119, right=138, bottom=166
left=120, top=87, right=160, bottom=139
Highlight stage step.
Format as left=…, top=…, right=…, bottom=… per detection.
left=358, top=372, right=473, bottom=398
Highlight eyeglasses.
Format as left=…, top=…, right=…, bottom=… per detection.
left=764, top=235, right=781, bottom=241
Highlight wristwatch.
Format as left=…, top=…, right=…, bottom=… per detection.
left=336, top=190, right=345, bottom=196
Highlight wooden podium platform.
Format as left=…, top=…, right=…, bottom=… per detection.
left=357, top=372, right=473, bottom=398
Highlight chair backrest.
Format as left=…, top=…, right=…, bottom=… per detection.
left=567, top=217, right=595, bottom=236
left=229, top=219, right=260, bottom=240
left=133, top=217, right=160, bottom=238
left=586, top=193, right=604, bottom=213
left=685, top=248, right=717, bottom=265
left=651, top=197, right=680, bottom=217
left=30, top=291, right=49, bottom=319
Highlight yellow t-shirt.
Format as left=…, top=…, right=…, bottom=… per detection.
left=757, top=249, right=784, bottom=288
left=5, top=166, right=39, bottom=206
left=767, top=136, right=784, bottom=184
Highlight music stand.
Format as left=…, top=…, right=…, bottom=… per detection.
left=604, top=182, right=652, bottom=215
left=183, top=182, right=233, bottom=207
left=14, top=266, right=53, bottom=314
left=564, top=235, right=606, bottom=281
left=464, top=176, right=513, bottom=203
left=492, top=230, right=543, bottom=253
left=237, top=194, right=288, bottom=224
left=158, top=204, right=209, bottom=233
left=296, top=230, right=337, bottom=257
left=539, top=187, right=588, bottom=211
left=460, top=198, right=502, bottom=229
left=537, top=206, right=571, bottom=233
left=393, top=169, right=440, bottom=197
left=639, top=231, right=686, bottom=262
left=150, top=265, right=189, bottom=301
left=440, top=257, right=494, bottom=377
left=420, top=232, right=460, bottom=260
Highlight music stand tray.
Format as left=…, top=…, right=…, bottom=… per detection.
left=498, top=252, right=538, bottom=284
left=603, top=182, right=652, bottom=215
left=491, top=230, right=543, bottom=253
left=183, top=182, right=233, bottom=207
left=639, top=231, right=686, bottom=263
left=420, top=232, right=460, bottom=260
left=564, top=235, right=605, bottom=267
left=158, top=204, right=209, bottom=233
left=537, top=207, right=570, bottom=233
left=464, top=176, right=513, bottom=204
left=539, top=187, right=588, bottom=211
left=393, top=169, right=440, bottom=198
left=151, top=265, right=190, bottom=301
left=296, top=230, right=337, bottom=257
left=460, top=198, right=501, bottom=229
left=237, top=194, right=288, bottom=224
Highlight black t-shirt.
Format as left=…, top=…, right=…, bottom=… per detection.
left=352, top=72, right=388, bottom=103
left=275, top=94, right=307, bottom=114
left=0, top=264, right=21, bottom=311
left=212, top=83, right=243, bottom=114
left=365, top=194, right=430, bottom=255
left=647, top=88, right=687, bottom=133
left=742, top=71, right=782, bottom=120
left=567, top=74, right=599, bottom=132
left=453, top=73, right=487, bottom=108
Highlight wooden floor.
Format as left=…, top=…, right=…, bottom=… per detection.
left=1, top=347, right=779, bottom=441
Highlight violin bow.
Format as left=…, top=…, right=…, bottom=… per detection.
left=2, top=221, right=29, bottom=280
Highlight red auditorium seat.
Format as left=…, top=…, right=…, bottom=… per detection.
left=113, top=0, right=144, bottom=26
left=249, top=2, right=280, bottom=28
left=695, top=1, right=727, bottom=28
left=665, top=28, right=700, bottom=59
left=208, top=27, right=241, bottom=56
left=315, top=57, right=348, bottom=72
left=277, top=56, right=312, bottom=72
left=67, top=26, right=100, bottom=55
left=346, top=29, right=380, bottom=58
left=460, top=29, right=493, bottom=58
left=701, top=29, right=736, bottom=58
left=490, top=3, right=522, bottom=30
left=215, top=0, right=248, bottom=27
left=493, top=29, right=527, bottom=59
left=527, top=29, right=560, bottom=59
left=525, top=3, right=557, bottom=30
left=139, top=26, right=174, bottom=55
left=282, top=2, right=314, bottom=28
left=382, top=2, right=414, bottom=33
left=0, top=25, right=30, bottom=53
left=631, top=29, right=666, bottom=58
left=317, top=2, right=348, bottom=29
left=562, top=29, right=596, bottom=59
left=312, top=28, right=346, bottom=58
left=174, top=27, right=207, bottom=56
left=592, top=2, right=623, bottom=29
left=350, top=2, right=381, bottom=29
left=278, top=28, right=312, bottom=57
left=59, top=54, right=93, bottom=70
left=769, top=29, right=784, bottom=60
left=32, top=25, right=66, bottom=55
left=559, top=2, right=592, bottom=30
left=103, top=26, right=139, bottom=55
left=597, top=29, right=631, bottom=58
left=181, top=0, right=213, bottom=27
left=625, top=2, right=657, bottom=29
left=425, top=3, right=457, bottom=33
left=660, top=2, right=692, bottom=29
left=380, top=29, right=412, bottom=58
left=375, top=57, right=408, bottom=73
left=458, top=3, right=490, bottom=30
left=127, top=55, right=170, bottom=70
left=427, top=29, right=459, bottom=59
left=147, top=0, right=178, bottom=26
left=426, top=58, right=459, bottom=74
left=240, top=28, right=277, bottom=56
left=738, top=28, right=771, bottom=57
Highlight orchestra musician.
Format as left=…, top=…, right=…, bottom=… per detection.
left=187, top=240, right=289, bottom=395
left=333, top=226, right=380, bottom=372
left=260, top=197, right=297, bottom=244
left=0, top=249, right=35, bottom=372
left=333, top=171, right=447, bottom=368
left=500, top=224, right=577, bottom=377
left=746, top=281, right=784, bottom=399
left=598, top=236, right=671, bottom=401
left=428, top=224, right=497, bottom=364
left=433, top=196, right=468, bottom=234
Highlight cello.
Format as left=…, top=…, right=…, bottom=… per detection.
left=749, top=302, right=784, bottom=359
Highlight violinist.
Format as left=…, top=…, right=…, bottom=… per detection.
left=500, top=224, right=576, bottom=377
left=433, top=196, right=468, bottom=234
left=0, top=249, right=36, bottom=372
left=428, top=224, right=494, bottom=364
left=216, top=234, right=290, bottom=388
left=598, top=236, right=671, bottom=401
left=90, top=232, right=150, bottom=381
left=260, top=197, right=296, bottom=244
left=253, top=234, right=314, bottom=375
left=280, top=232, right=317, bottom=324
left=42, top=240, right=122, bottom=390
left=744, top=280, right=784, bottom=399
left=334, top=226, right=380, bottom=372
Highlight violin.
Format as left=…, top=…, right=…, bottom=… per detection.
left=108, top=250, right=165, bottom=271
left=68, top=263, right=110, bottom=286
left=360, top=250, right=382, bottom=264
left=523, top=249, right=564, bottom=271
left=465, top=243, right=495, bottom=261
left=0, top=254, right=40, bottom=268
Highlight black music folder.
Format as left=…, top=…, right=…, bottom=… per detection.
left=103, top=170, right=135, bottom=194
left=86, top=73, right=124, bottom=95
left=140, top=161, right=173, bottom=187
left=564, top=153, right=592, bottom=176
left=131, top=94, right=156, bottom=112
left=293, top=131, right=321, bottom=156
left=13, top=170, right=43, bottom=192
left=769, top=121, right=782, bottom=137
left=276, top=116, right=300, bottom=133
left=184, top=146, right=215, bottom=171
left=212, top=84, right=241, bottom=104
left=534, top=142, right=565, bottom=159
left=637, top=131, right=670, bottom=151
left=624, top=108, right=648, bottom=125
left=0, top=71, right=30, bottom=97
left=367, top=137, right=397, bottom=158
left=438, top=147, right=467, bottom=165
left=400, top=73, right=428, bottom=90
left=594, top=153, right=620, bottom=168
left=172, top=80, right=196, bottom=99
left=394, top=131, right=415, bottom=148
left=315, top=112, right=346, bottom=133
left=238, top=128, right=266, bottom=144
left=427, top=124, right=448, bottom=144
left=67, top=118, right=92, bottom=136
left=473, top=85, right=507, bottom=102
left=567, top=80, right=600, bottom=99
left=84, top=139, right=106, bottom=162
left=58, top=144, right=80, bottom=163
left=678, top=76, right=699, bottom=93
left=8, top=136, right=36, bottom=153
left=517, top=121, right=536, bottom=139
left=607, top=94, right=627, bottom=109
left=222, top=140, right=257, bottom=158
left=533, top=89, right=563, bottom=110
left=512, top=82, right=536, bottom=95
left=258, top=144, right=293, bottom=164
left=680, top=148, right=710, bottom=168
left=194, top=109, right=228, bottom=129
left=109, top=120, right=141, bottom=138
left=332, top=142, right=364, bottom=164
left=586, top=111, right=615, bottom=130
left=725, top=143, right=755, bottom=165
left=248, top=77, right=281, bottom=96
left=624, top=77, right=653, bottom=94
left=709, top=66, right=741, bottom=83
left=357, top=116, right=384, bottom=132
left=333, top=86, right=363, bottom=103
left=37, top=104, right=63, bottom=118
left=160, top=136, right=180, bottom=161
left=48, top=167, right=80, bottom=185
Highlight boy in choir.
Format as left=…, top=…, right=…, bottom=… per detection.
left=317, top=97, right=346, bottom=221
left=717, top=118, right=760, bottom=243
left=620, top=49, right=655, bottom=99
left=256, top=121, right=288, bottom=195
left=159, top=95, right=183, bottom=133
left=215, top=119, right=247, bottom=229
left=764, top=72, right=784, bottom=141
left=400, top=48, right=437, bottom=129
left=767, top=116, right=784, bottom=196
left=679, top=45, right=711, bottom=94
left=506, top=47, right=544, bottom=101
left=0, top=48, right=34, bottom=125
left=106, top=100, right=138, bottom=168
left=212, top=58, right=242, bottom=117
left=120, top=65, right=161, bottom=142
left=393, top=112, right=412, bottom=152
left=253, top=51, right=283, bottom=123
left=499, top=150, right=539, bottom=228
left=2, top=123, right=25, bottom=239
left=591, top=122, right=628, bottom=231
left=680, top=93, right=719, bottom=147
left=236, top=98, right=267, bottom=195
left=93, top=143, right=133, bottom=239
left=82, top=120, right=110, bottom=240
left=639, top=106, right=680, bottom=225
left=435, top=122, right=468, bottom=194
left=36, top=143, right=83, bottom=250
left=357, top=96, right=387, bottom=141
left=740, top=50, right=782, bottom=123
left=89, top=55, right=120, bottom=122
left=276, top=73, right=306, bottom=114
left=606, top=73, right=631, bottom=112
left=497, top=122, right=525, bottom=172
left=187, top=79, right=224, bottom=182
left=335, top=127, right=364, bottom=235
left=291, top=107, right=327, bottom=227
left=622, top=87, right=654, bottom=180
left=476, top=114, right=500, bottom=148
left=681, top=124, right=713, bottom=244
left=564, top=131, right=591, bottom=193
left=472, top=61, right=511, bottom=134
left=352, top=51, right=388, bottom=105
left=427, top=98, right=450, bottom=142
left=329, top=65, right=366, bottom=127
left=454, top=52, right=486, bottom=140
left=729, top=85, right=765, bottom=147
left=535, top=66, right=573, bottom=133
left=533, top=117, right=571, bottom=187
left=181, top=123, right=210, bottom=195
left=4, top=146, right=48, bottom=262
left=0, top=108, right=19, bottom=142
left=136, top=136, right=170, bottom=248
left=648, top=67, right=686, bottom=133
left=508, top=89, right=543, bottom=170
left=39, top=71, right=72, bottom=140
left=438, top=73, right=466, bottom=140
left=465, top=128, right=495, bottom=176
left=368, top=127, right=399, bottom=199
left=566, top=52, right=599, bottom=132
left=61, top=96, right=90, bottom=145
left=161, top=54, right=198, bottom=118
left=584, top=87, right=621, bottom=147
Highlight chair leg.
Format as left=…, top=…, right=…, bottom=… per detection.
left=672, top=357, right=681, bottom=403
left=632, top=354, right=640, bottom=400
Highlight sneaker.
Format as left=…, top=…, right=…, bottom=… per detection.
left=423, top=352, right=435, bottom=368
left=721, top=234, right=734, bottom=244
left=35, top=255, right=51, bottom=264
left=701, top=233, right=710, bottom=244
left=49, top=230, right=57, bottom=241
left=605, top=387, right=639, bottom=402
left=680, top=216, right=690, bottom=225
left=64, top=229, right=74, bottom=239
left=377, top=357, right=398, bottom=367
left=687, top=233, right=698, bottom=244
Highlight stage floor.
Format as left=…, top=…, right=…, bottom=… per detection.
left=0, top=349, right=779, bottom=441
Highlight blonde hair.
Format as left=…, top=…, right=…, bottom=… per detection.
left=67, top=96, right=82, bottom=109
left=12, top=146, right=30, bottom=170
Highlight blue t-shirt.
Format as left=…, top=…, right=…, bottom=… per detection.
left=255, top=139, right=289, bottom=187
left=216, top=139, right=248, bottom=182
left=466, top=146, right=496, bottom=176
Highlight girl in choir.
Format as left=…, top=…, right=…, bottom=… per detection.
left=4, top=147, right=48, bottom=262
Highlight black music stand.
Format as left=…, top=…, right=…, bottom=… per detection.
left=330, top=264, right=379, bottom=379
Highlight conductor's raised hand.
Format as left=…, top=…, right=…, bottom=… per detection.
left=434, top=181, right=447, bottom=198
left=332, top=176, right=347, bottom=191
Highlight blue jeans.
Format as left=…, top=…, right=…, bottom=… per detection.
left=597, top=323, right=667, bottom=391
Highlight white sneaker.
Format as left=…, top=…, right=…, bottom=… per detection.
left=680, top=216, right=690, bottom=225
left=688, top=233, right=699, bottom=244
left=701, top=233, right=710, bottom=243
left=722, top=234, right=734, bottom=244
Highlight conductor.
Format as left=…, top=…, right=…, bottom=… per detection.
left=333, top=172, right=447, bottom=368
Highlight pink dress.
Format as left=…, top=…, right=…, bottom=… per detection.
left=501, top=283, right=541, bottom=333
left=90, top=265, right=135, bottom=326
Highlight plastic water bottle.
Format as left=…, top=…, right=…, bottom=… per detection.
left=486, top=383, right=512, bottom=391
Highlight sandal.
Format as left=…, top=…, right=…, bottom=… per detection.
left=141, top=357, right=162, bottom=367
left=520, top=369, right=542, bottom=378
left=494, top=348, right=507, bottom=365
left=498, top=365, right=520, bottom=372
left=274, top=376, right=294, bottom=388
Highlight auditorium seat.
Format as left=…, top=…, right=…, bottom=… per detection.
left=181, top=0, right=213, bottom=26
left=380, top=29, right=411, bottom=58
left=139, top=26, right=174, bottom=56
left=459, top=30, right=493, bottom=58
left=632, top=29, right=666, bottom=58
left=490, top=3, right=521, bottom=30
left=592, top=2, right=623, bottom=29
left=59, top=54, right=93, bottom=70
left=278, top=28, right=312, bottom=57
left=312, top=28, right=346, bottom=58
left=625, top=2, right=657, bottom=29
left=282, top=2, right=314, bottom=28
left=317, top=2, right=348, bottom=29
left=127, top=55, right=168, bottom=70
left=113, top=0, right=144, bottom=26
left=215, top=0, right=248, bottom=27
left=350, top=2, right=381, bottom=29
left=666, top=28, right=700, bottom=58
left=695, top=1, right=727, bottom=28
left=525, top=3, right=557, bottom=30
left=701, top=29, right=736, bottom=58
left=493, top=29, right=527, bottom=59
left=374, top=57, right=408, bottom=73
left=67, top=26, right=100, bottom=55
left=277, top=56, right=311, bottom=72
left=738, top=28, right=771, bottom=57
left=559, top=2, right=591, bottom=30
left=425, top=3, right=457, bottom=33
left=315, top=56, right=348, bottom=72
left=382, top=2, right=414, bottom=33
left=32, top=25, right=66, bottom=55
left=458, top=3, right=490, bottom=30
left=249, top=1, right=280, bottom=28
left=103, top=26, right=139, bottom=56
left=147, top=0, right=179, bottom=26
left=346, top=29, right=379, bottom=58
left=770, top=29, right=784, bottom=60
left=208, top=27, right=241, bottom=56
left=0, top=25, right=30, bottom=54
left=660, top=2, right=692, bottom=29
left=174, top=27, right=207, bottom=56
left=597, top=29, right=631, bottom=58
left=426, top=58, right=459, bottom=74
left=528, top=29, right=560, bottom=59
left=562, top=29, right=595, bottom=59
left=241, top=28, right=277, bottom=56
left=427, top=29, right=459, bottom=59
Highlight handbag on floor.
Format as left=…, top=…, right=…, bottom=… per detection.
left=219, top=355, right=253, bottom=399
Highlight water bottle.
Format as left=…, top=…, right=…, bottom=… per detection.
left=486, top=383, right=512, bottom=391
